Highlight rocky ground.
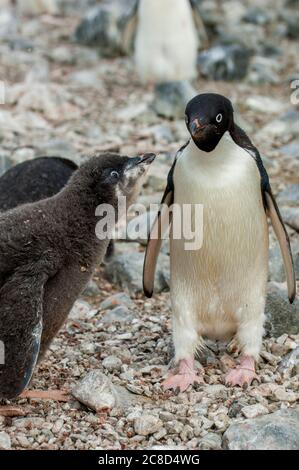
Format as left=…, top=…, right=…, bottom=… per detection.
left=0, top=0, right=298, bottom=451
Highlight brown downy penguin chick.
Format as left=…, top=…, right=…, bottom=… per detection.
left=0, top=152, right=155, bottom=399
left=0, top=157, right=114, bottom=260
left=143, top=93, right=296, bottom=392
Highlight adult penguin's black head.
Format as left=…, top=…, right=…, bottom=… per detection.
left=185, top=93, right=234, bottom=152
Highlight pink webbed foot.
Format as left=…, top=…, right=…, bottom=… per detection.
left=162, top=357, right=204, bottom=393
left=225, top=356, right=259, bottom=387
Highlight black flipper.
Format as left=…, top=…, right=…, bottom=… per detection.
left=143, top=145, right=186, bottom=298
left=230, top=124, right=296, bottom=303
left=0, top=270, right=47, bottom=399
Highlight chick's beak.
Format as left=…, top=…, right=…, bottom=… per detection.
left=128, top=153, right=156, bottom=168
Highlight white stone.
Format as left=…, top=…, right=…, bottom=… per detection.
left=0, top=432, right=11, bottom=450
left=241, top=404, right=269, bottom=419
left=134, top=414, right=163, bottom=436
left=102, top=355, right=122, bottom=372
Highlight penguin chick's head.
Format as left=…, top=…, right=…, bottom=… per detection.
left=73, top=153, right=156, bottom=207
left=185, top=93, right=234, bottom=152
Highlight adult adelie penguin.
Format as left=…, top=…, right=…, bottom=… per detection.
left=127, top=0, right=207, bottom=83
left=143, top=93, right=296, bottom=391
left=0, top=152, right=155, bottom=399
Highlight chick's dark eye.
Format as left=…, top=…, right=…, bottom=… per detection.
left=110, top=170, right=119, bottom=180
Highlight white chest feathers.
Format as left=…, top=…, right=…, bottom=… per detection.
left=174, top=133, right=263, bottom=202
left=134, top=0, right=198, bottom=83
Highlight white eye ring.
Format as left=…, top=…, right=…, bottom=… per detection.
left=110, top=170, right=119, bottom=179
left=216, top=113, right=223, bottom=123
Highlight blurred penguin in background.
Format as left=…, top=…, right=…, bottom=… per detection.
left=126, top=0, right=207, bottom=84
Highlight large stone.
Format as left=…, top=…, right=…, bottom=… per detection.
left=265, top=282, right=299, bottom=337
left=74, top=0, right=137, bottom=57
left=223, top=409, right=299, bottom=450
left=104, top=251, right=170, bottom=294
left=72, top=370, right=138, bottom=411
left=198, top=44, right=251, bottom=81
left=153, top=81, right=196, bottom=119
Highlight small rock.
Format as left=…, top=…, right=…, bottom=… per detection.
left=16, top=434, right=30, bottom=448
left=11, top=147, right=35, bottom=165
left=204, top=384, right=227, bottom=399
left=105, top=251, right=169, bottom=294
left=134, top=414, right=163, bottom=436
left=102, top=355, right=122, bottom=372
left=100, top=292, right=134, bottom=310
left=198, top=44, right=251, bottom=81
left=150, top=124, right=173, bottom=144
left=278, top=346, right=299, bottom=378
left=69, top=299, right=92, bottom=320
left=72, top=370, right=138, bottom=411
left=0, top=431, right=11, bottom=450
left=118, top=103, right=148, bottom=122
left=273, top=387, right=297, bottom=402
left=265, top=283, right=299, bottom=337
left=101, top=306, right=134, bottom=324
left=69, top=69, right=103, bottom=88
left=241, top=404, right=269, bottom=419
left=52, top=419, right=64, bottom=434
left=248, top=56, right=281, bottom=85
left=153, top=81, right=196, bottom=119
left=13, top=417, right=45, bottom=428
left=223, top=409, right=299, bottom=450
left=199, top=433, right=222, bottom=450
left=82, top=279, right=101, bottom=297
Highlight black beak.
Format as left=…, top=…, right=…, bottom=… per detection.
left=190, top=119, right=206, bottom=136
left=129, top=153, right=156, bottom=167
left=137, top=153, right=156, bottom=165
